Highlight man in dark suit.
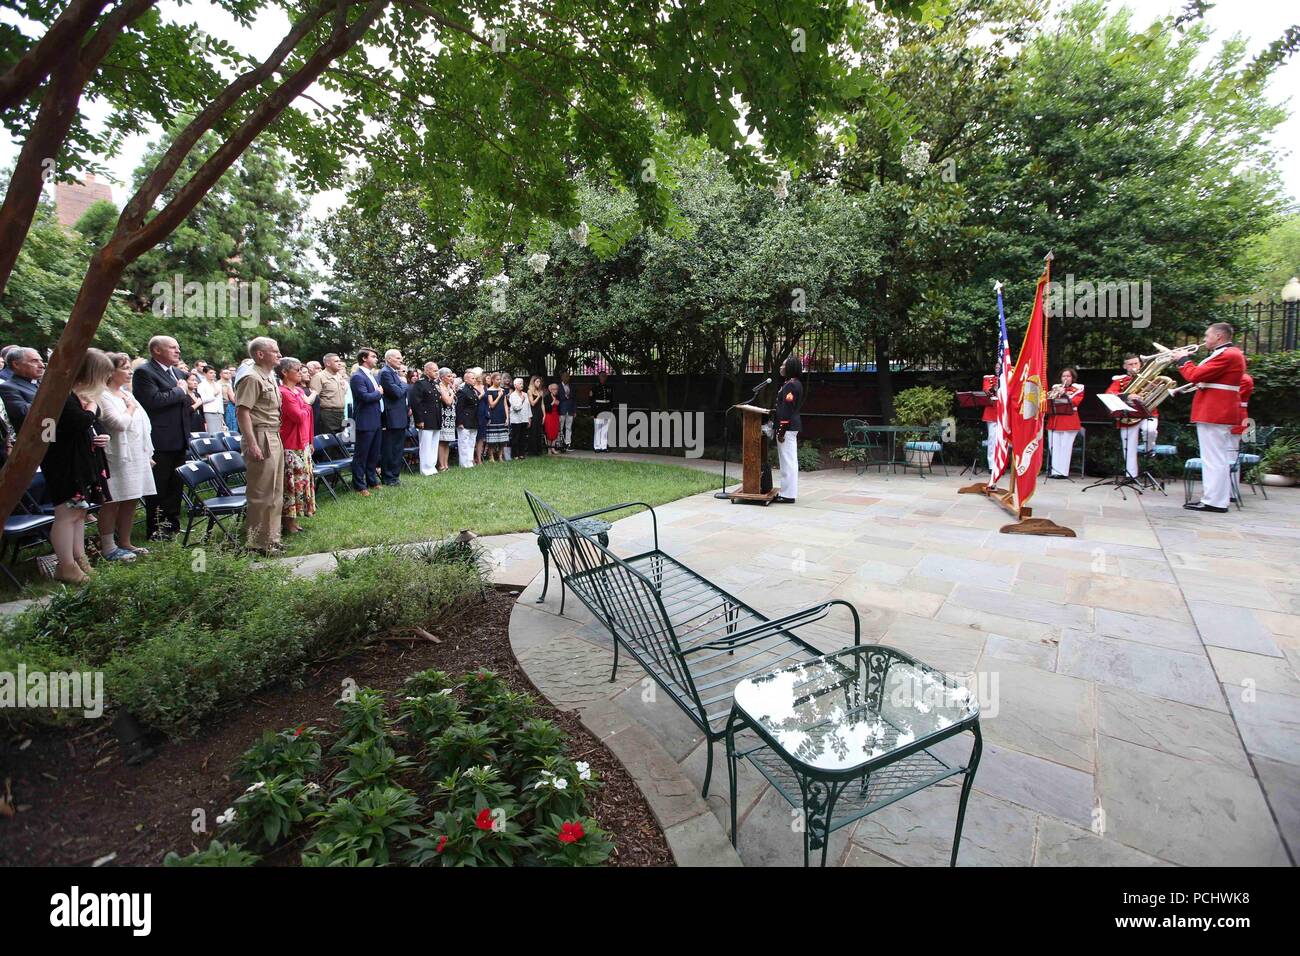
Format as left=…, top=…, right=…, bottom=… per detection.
left=133, top=335, right=190, bottom=538
left=0, top=345, right=20, bottom=383
left=378, top=348, right=410, bottom=486
left=0, top=347, right=44, bottom=432
left=349, top=348, right=383, bottom=495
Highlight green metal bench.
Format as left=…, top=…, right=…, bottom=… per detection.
left=524, top=490, right=862, bottom=798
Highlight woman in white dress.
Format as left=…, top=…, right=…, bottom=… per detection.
left=97, top=352, right=156, bottom=561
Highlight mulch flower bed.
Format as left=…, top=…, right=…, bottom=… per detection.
left=0, top=587, right=673, bottom=867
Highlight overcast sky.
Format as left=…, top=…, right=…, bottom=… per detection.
left=3, top=1, right=1297, bottom=225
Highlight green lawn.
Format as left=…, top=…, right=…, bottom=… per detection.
left=281, top=457, right=718, bottom=556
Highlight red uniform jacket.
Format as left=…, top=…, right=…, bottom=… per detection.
left=1232, top=372, right=1253, bottom=436
left=1045, top=383, right=1084, bottom=431
left=981, top=374, right=998, bottom=423
left=1106, top=374, right=1159, bottom=428
left=1178, top=345, right=1246, bottom=426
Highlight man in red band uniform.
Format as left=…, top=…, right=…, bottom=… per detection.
left=1045, top=367, right=1084, bottom=478
left=1177, top=322, right=1247, bottom=512
left=981, top=374, right=1000, bottom=475
left=1106, top=354, right=1158, bottom=479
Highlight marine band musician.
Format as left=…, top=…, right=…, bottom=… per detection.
left=1106, top=354, right=1158, bottom=480
left=981, top=374, right=999, bottom=476
left=1176, top=322, right=1246, bottom=513
left=1045, top=367, right=1084, bottom=478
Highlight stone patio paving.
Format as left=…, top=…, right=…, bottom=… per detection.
left=508, top=462, right=1299, bottom=866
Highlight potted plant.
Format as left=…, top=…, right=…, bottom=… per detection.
left=893, top=386, right=951, bottom=467
left=1250, top=436, right=1300, bottom=487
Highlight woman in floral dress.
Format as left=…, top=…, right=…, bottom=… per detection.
left=276, top=358, right=316, bottom=535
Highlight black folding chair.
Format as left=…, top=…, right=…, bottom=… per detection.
left=225, top=433, right=241, bottom=454
left=188, top=436, right=225, bottom=460
left=209, top=451, right=248, bottom=498
left=323, top=433, right=353, bottom=471
left=312, top=435, right=346, bottom=500
left=0, top=478, right=55, bottom=588
left=176, top=460, right=246, bottom=547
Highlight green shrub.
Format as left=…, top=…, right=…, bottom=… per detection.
left=892, top=386, right=952, bottom=428
left=0, top=541, right=488, bottom=738
left=305, top=785, right=423, bottom=866
left=220, top=775, right=324, bottom=851
left=1253, top=436, right=1300, bottom=480
left=163, top=840, right=260, bottom=867
left=1248, top=350, right=1300, bottom=427
left=236, top=726, right=326, bottom=783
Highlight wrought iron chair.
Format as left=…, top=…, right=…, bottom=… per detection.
left=524, top=489, right=860, bottom=799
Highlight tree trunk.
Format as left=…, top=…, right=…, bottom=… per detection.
left=875, top=330, right=895, bottom=423
left=0, top=53, right=88, bottom=296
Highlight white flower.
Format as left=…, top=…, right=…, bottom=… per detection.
left=304, top=782, right=321, bottom=793
left=528, top=252, right=550, bottom=274
left=569, top=222, right=589, bottom=246
left=216, top=807, right=237, bottom=826
left=554, top=777, right=568, bottom=791
left=437, top=688, right=454, bottom=696
left=533, top=770, right=555, bottom=790
left=244, top=780, right=266, bottom=794
left=576, top=761, right=591, bottom=781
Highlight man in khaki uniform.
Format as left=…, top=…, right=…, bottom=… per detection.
left=310, top=352, right=349, bottom=435
left=235, top=337, right=284, bottom=553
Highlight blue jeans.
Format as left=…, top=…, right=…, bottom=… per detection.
left=352, top=429, right=381, bottom=489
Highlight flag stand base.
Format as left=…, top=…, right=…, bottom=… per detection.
left=957, top=482, right=1077, bottom=536
left=1000, top=516, right=1076, bottom=537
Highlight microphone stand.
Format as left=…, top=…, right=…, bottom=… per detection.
left=716, top=377, right=770, bottom=500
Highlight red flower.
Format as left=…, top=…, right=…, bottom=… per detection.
left=435, top=835, right=447, bottom=854
left=558, top=821, right=585, bottom=844
left=293, top=724, right=306, bottom=738
left=475, top=808, right=495, bottom=831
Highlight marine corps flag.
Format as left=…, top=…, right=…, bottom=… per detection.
left=1007, top=256, right=1051, bottom=511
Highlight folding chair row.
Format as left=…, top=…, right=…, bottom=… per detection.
left=176, top=452, right=248, bottom=547
left=188, top=432, right=241, bottom=460
left=312, top=433, right=354, bottom=501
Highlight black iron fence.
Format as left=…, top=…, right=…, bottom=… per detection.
left=479, top=300, right=1296, bottom=380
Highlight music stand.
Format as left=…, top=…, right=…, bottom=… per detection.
left=957, top=391, right=994, bottom=477
left=1081, top=394, right=1166, bottom=499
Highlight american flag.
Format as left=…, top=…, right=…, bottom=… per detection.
left=990, top=281, right=1013, bottom=485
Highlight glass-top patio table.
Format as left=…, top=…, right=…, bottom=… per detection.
left=725, top=644, right=982, bottom=866
left=845, top=423, right=945, bottom=475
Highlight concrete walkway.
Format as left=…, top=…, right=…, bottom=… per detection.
left=508, top=463, right=1300, bottom=866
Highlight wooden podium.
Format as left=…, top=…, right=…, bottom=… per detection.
left=728, top=403, right=777, bottom=505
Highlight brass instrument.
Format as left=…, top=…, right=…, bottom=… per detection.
left=1117, top=341, right=1202, bottom=425
left=1047, top=383, right=1067, bottom=400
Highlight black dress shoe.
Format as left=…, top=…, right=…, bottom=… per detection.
left=773, top=495, right=796, bottom=504
left=1183, top=502, right=1228, bottom=513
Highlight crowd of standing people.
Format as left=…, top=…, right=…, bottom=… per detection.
left=0, top=336, right=617, bottom=581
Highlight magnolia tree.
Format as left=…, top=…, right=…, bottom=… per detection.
left=0, top=0, right=931, bottom=527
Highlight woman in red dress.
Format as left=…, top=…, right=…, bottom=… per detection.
left=277, top=357, right=317, bottom=535
left=543, top=382, right=561, bottom=454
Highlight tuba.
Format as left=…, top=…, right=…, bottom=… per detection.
left=1117, top=342, right=1201, bottom=425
